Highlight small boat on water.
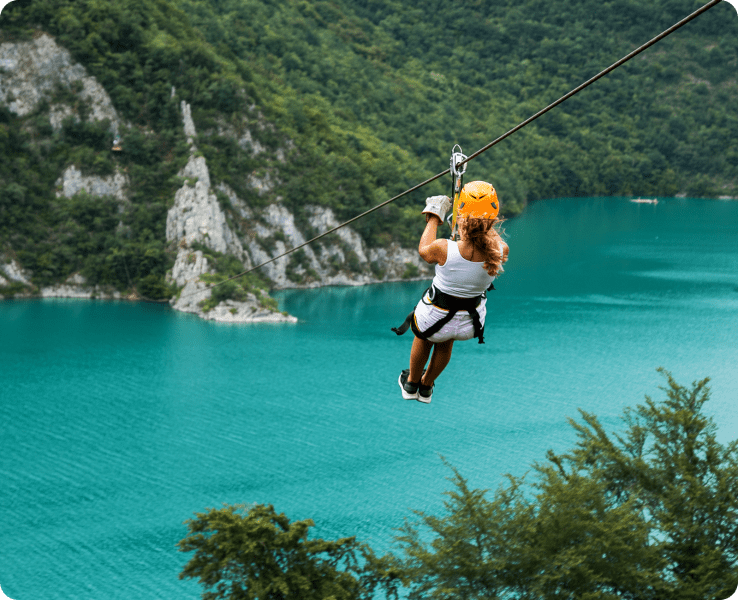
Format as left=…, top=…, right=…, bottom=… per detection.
left=631, top=197, right=658, bottom=204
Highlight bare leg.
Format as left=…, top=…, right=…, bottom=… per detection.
left=421, top=339, right=454, bottom=386
left=409, top=336, right=433, bottom=383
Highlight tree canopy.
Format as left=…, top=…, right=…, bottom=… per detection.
left=179, top=503, right=400, bottom=600
left=390, top=369, right=738, bottom=599
left=180, top=371, right=738, bottom=599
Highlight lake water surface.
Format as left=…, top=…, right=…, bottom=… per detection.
left=1, top=197, right=737, bottom=599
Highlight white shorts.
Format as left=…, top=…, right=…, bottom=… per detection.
left=413, top=291, right=487, bottom=343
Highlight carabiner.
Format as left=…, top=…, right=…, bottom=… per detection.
left=450, top=144, right=467, bottom=180
left=449, top=145, right=467, bottom=240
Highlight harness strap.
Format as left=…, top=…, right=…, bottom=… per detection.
left=391, top=311, right=415, bottom=336
left=392, top=286, right=487, bottom=344
left=412, top=306, right=460, bottom=340
left=469, top=305, right=485, bottom=344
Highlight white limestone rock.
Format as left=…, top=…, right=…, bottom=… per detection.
left=39, top=273, right=121, bottom=299
left=0, top=33, right=120, bottom=131
left=169, top=251, right=214, bottom=314
left=165, top=103, right=291, bottom=323
left=168, top=249, right=294, bottom=323
left=368, top=244, right=432, bottom=281
left=244, top=204, right=311, bottom=287
left=246, top=236, right=288, bottom=287
left=39, top=285, right=90, bottom=298
left=217, top=123, right=265, bottom=156
left=197, top=297, right=297, bottom=324
left=166, top=154, right=244, bottom=257
left=49, top=104, right=74, bottom=130
left=264, top=204, right=303, bottom=243
left=169, top=249, right=210, bottom=289
left=240, top=129, right=265, bottom=155
left=239, top=201, right=431, bottom=288
left=181, top=100, right=197, bottom=144
left=1, top=259, right=31, bottom=284
left=248, top=171, right=275, bottom=195
left=56, top=165, right=128, bottom=201
left=305, top=205, right=369, bottom=264
left=217, top=182, right=253, bottom=221
left=166, top=105, right=245, bottom=258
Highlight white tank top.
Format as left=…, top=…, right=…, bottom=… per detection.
left=431, top=240, right=495, bottom=298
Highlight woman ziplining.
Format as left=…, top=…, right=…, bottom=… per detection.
left=392, top=182, right=508, bottom=403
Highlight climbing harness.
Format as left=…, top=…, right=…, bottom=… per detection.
left=179, top=0, right=725, bottom=301
left=449, top=145, right=467, bottom=241
left=391, top=282, right=494, bottom=344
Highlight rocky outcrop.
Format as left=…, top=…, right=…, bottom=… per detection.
left=165, top=99, right=432, bottom=314
left=247, top=203, right=316, bottom=287
left=0, top=34, right=126, bottom=300
left=247, top=203, right=432, bottom=288
left=1, top=258, right=31, bottom=286
left=40, top=273, right=122, bottom=299
left=166, top=103, right=295, bottom=323
left=169, top=248, right=296, bottom=323
left=167, top=249, right=212, bottom=312
left=0, top=32, right=432, bottom=320
left=32, top=167, right=128, bottom=299
left=0, top=33, right=121, bottom=132
left=0, top=263, right=122, bottom=300
left=162, top=98, right=432, bottom=322
left=194, top=298, right=295, bottom=323
left=166, top=155, right=243, bottom=256
left=56, top=165, right=128, bottom=202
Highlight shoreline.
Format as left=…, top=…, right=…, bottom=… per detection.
left=0, top=275, right=435, bottom=324
left=5, top=195, right=734, bottom=318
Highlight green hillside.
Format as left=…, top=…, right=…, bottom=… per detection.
left=1, top=0, right=736, bottom=295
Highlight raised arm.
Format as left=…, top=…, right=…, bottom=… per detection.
left=418, top=215, right=448, bottom=265
left=418, top=195, right=451, bottom=265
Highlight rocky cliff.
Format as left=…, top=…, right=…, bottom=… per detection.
left=0, top=32, right=433, bottom=322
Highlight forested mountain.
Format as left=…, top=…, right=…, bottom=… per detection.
left=0, top=0, right=736, bottom=304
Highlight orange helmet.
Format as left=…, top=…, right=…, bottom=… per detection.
left=457, top=181, right=499, bottom=220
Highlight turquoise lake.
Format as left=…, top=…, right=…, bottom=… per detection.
left=1, top=197, right=737, bottom=599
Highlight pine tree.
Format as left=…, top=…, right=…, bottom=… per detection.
left=179, top=503, right=399, bottom=600
left=391, top=370, right=738, bottom=600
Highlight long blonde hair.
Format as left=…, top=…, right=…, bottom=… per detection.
left=458, top=217, right=507, bottom=277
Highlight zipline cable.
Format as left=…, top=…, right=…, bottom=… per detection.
left=181, top=0, right=724, bottom=299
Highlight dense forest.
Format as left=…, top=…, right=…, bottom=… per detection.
left=0, top=0, right=736, bottom=295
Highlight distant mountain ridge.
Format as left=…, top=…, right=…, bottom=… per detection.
left=0, top=0, right=735, bottom=318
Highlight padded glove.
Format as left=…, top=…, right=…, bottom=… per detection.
left=422, top=195, right=452, bottom=223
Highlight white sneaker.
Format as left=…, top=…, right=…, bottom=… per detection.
left=418, top=382, right=433, bottom=404
left=398, top=369, right=419, bottom=400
